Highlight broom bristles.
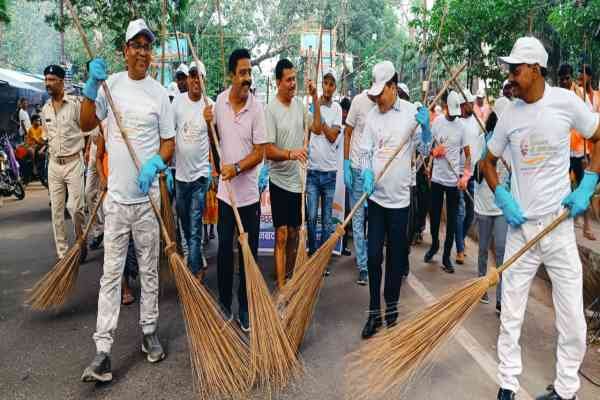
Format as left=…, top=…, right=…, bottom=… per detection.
left=293, top=225, right=308, bottom=275
left=278, top=225, right=345, bottom=352
left=346, top=270, right=499, bottom=400
left=238, top=233, right=302, bottom=393
left=166, top=246, right=252, bottom=398
left=25, top=240, right=85, bottom=310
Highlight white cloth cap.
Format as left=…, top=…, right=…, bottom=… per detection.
left=447, top=91, right=462, bottom=117
left=476, top=88, right=485, bottom=98
left=368, top=61, right=395, bottom=96
left=413, top=101, right=423, bottom=108
left=190, top=61, right=207, bottom=77
left=459, top=88, right=475, bottom=104
left=398, top=83, right=410, bottom=97
left=125, top=19, right=155, bottom=43
left=493, top=96, right=510, bottom=119
left=176, top=63, right=189, bottom=76
left=323, top=67, right=337, bottom=82
left=498, top=36, right=548, bottom=68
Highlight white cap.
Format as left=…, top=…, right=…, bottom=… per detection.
left=447, top=91, right=462, bottom=117
left=476, top=88, right=485, bottom=98
left=323, top=67, right=337, bottom=82
left=493, top=96, right=510, bottom=119
left=175, top=63, right=189, bottom=76
left=498, top=36, right=548, bottom=68
left=459, top=88, right=475, bottom=104
left=368, top=61, right=395, bottom=96
left=434, top=104, right=443, bottom=114
left=413, top=101, right=423, bottom=108
left=190, top=61, right=206, bottom=77
left=398, top=82, right=410, bottom=97
left=125, top=19, right=155, bottom=43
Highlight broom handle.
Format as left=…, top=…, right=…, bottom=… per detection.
left=183, top=33, right=247, bottom=235
left=443, top=156, right=475, bottom=203
left=79, top=189, right=107, bottom=243
left=66, top=0, right=175, bottom=248
left=300, top=126, right=309, bottom=226
left=341, top=64, right=466, bottom=229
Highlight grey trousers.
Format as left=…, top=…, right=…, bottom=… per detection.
left=93, top=191, right=160, bottom=354
left=477, top=213, right=507, bottom=304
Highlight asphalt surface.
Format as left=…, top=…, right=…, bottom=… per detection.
left=1, top=183, right=599, bottom=400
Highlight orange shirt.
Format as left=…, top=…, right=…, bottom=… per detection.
left=26, top=126, right=44, bottom=147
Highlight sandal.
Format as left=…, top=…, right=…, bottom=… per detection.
left=583, top=229, right=597, bottom=241
left=122, top=291, right=135, bottom=305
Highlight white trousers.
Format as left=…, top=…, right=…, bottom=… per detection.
left=48, top=157, right=85, bottom=259
left=497, top=210, right=587, bottom=399
left=93, top=191, right=160, bottom=354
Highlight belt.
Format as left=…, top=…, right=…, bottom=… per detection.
left=52, top=152, right=81, bottom=165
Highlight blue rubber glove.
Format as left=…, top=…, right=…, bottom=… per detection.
left=344, top=159, right=353, bottom=189
left=165, top=169, right=174, bottom=194
left=83, top=58, right=107, bottom=101
left=138, top=154, right=167, bottom=195
left=415, top=106, right=431, bottom=145
left=258, top=164, right=269, bottom=192
left=362, top=168, right=375, bottom=196
left=562, top=170, right=598, bottom=217
left=494, top=185, right=526, bottom=227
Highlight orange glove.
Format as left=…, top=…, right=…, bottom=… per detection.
left=432, top=144, right=447, bottom=159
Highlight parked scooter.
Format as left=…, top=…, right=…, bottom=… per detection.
left=16, top=140, right=48, bottom=188
left=0, top=131, right=25, bottom=200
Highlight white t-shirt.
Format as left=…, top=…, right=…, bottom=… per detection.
left=359, top=98, right=420, bottom=208
left=459, top=115, right=481, bottom=172
left=475, top=135, right=511, bottom=216
left=488, top=84, right=599, bottom=219
left=431, top=116, right=467, bottom=187
left=173, top=94, right=212, bottom=182
left=19, top=109, right=31, bottom=138
left=346, top=90, right=376, bottom=169
left=96, top=71, right=175, bottom=204
left=308, top=100, right=343, bottom=171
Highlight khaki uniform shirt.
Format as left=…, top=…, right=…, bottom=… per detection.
left=41, top=95, right=86, bottom=158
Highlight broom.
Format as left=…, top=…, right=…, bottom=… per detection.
left=26, top=189, right=106, bottom=310
left=346, top=210, right=570, bottom=400
left=276, top=68, right=465, bottom=352
left=183, top=32, right=301, bottom=392
left=65, top=3, right=251, bottom=397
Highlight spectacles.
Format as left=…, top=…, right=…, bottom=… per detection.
left=128, top=41, right=152, bottom=53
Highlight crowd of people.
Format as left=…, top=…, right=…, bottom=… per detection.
left=33, top=17, right=600, bottom=400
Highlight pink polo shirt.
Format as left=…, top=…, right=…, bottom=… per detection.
left=214, top=88, right=267, bottom=208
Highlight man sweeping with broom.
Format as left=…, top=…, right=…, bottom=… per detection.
left=78, top=19, right=175, bottom=382
left=481, top=37, right=600, bottom=400
left=359, top=61, right=431, bottom=338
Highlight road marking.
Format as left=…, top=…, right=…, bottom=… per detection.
left=406, top=275, right=534, bottom=400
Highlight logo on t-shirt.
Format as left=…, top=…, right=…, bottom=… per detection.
left=519, top=132, right=555, bottom=167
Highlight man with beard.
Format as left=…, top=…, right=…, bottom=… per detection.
left=173, top=60, right=212, bottom=281
left=483, top=37, right=600, bottom=400
left=204, top=48, right=267, bottom=332
left=265, top=58, right=321, bottom=289
left=174, top=63, right=189, bottom=93
left=41, top=64, right=87, bottom=262
left=79, top=19, right=175, bottom=382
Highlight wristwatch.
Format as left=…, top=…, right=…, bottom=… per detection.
left=234, top=162, right=241, bottom=176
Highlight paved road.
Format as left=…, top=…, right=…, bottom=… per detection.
left=1, top=184, right=599, bottom=399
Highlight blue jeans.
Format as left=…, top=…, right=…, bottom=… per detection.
left=455, top=176, right=475, bottom=253
left=306, top=169, right=336, bottom=255
left=349, top=167, right=367, bottom=273
left=175, top=177, right=208, bottom=274
left=477, top=213, right=507, bottom=304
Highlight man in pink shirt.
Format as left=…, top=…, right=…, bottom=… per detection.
left=474, top=88, right=490, bottom=123
left=204, top=48, right=267, bottom=333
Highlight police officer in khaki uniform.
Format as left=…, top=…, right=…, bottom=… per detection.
left=41, top=65, right=87, bottom=261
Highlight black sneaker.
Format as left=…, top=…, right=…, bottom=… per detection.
left=424, top=247, right=437, bottom=263
left=238, top=310, right=250, bottom=333
left=221, top=306, right=233, bottom=322
left=442, top=257, right=455, bottom=273
left=535, top=386, right=574, bottom=400
left=81, top=352, right=112, bottom=383
left=342, top=247, right=352, bottom=256
left=496, top=302, right=501, bottom=316
left=142, top=331, right=166, bottom=363
left=79, top=245, right=88, bottom=264
left=89, top=234, right=104, bottom=250
left=361, top=314, right=382, bottom=339
left=323, top=268, right=331, bottom=276
left=356, top=270, right=368, bottom=286
left=480, top=293, right=490, bottom=304
left=497, top=388, right=515, bottom=400
left=385, top=308, right=398, bottom=328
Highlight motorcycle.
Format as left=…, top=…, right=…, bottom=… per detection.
left=16, top=140, right=48, bottom=188
left=0, top=131, right=25, bottom=200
